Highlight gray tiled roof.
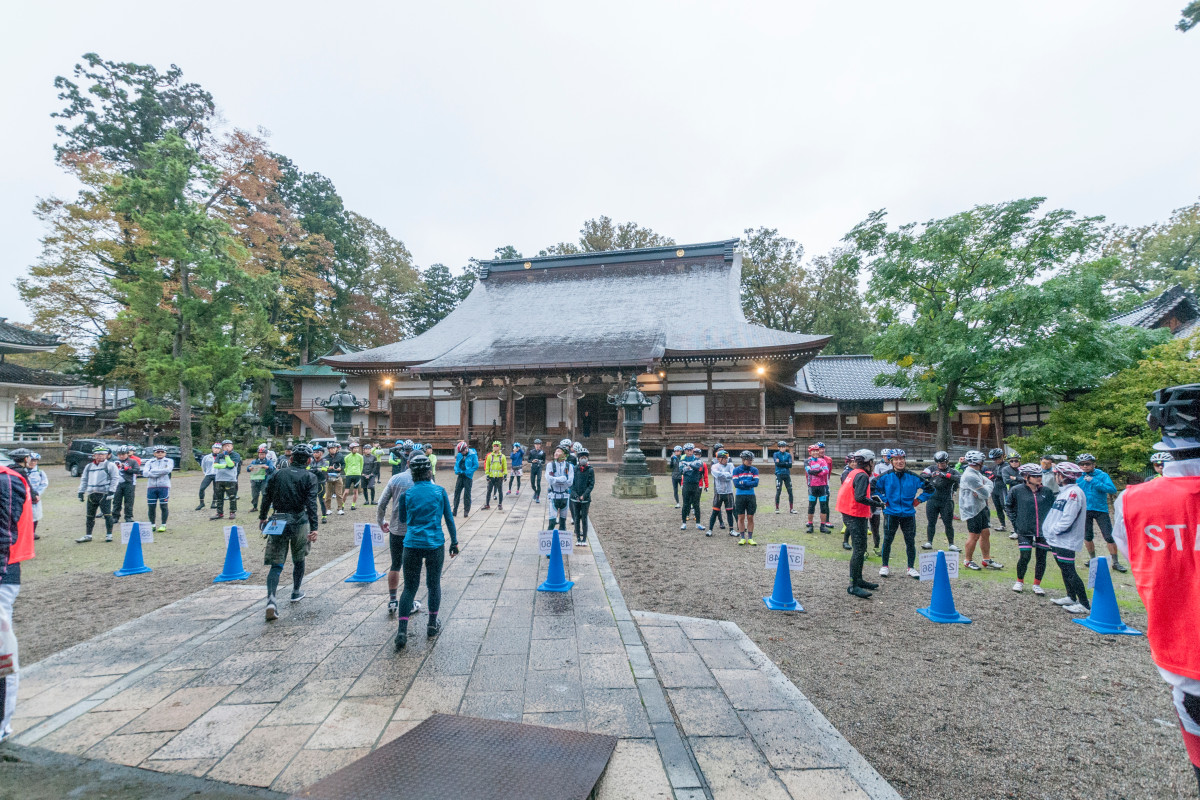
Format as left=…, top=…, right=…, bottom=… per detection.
left=794, top=355, right=910, bottom=401
left=324, top=241, right=829, bottom=373
left=1108, top=285, right=1197, bottom=334
left=0, top=362, right=86, bottom=388
left=0, top=319, right=61, bottom=349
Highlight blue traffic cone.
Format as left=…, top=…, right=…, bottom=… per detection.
left=538, top=531, right=574, bottom=592
left=917, top=550, right=970, bottom=624
left=1074, top=557, right=1142, bottom=636
left=114, top=522, right=152, bottom=577
left=345, top=523, right=384, bottom=583
left=214, top=525, right=252, bottom=583
left=763, top=544, right=802, bottom=611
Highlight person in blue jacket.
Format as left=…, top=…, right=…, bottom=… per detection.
left=772, top=441, right=796, bottom=514
left=732, top=450, right=760, bottom=546
left=452, top=440, right=479, bottom=519
left=875, top=449, right=932, bottom=578
left=507, top=442, right=525, bottom=496
left=393, top=454, right=458, bottom=651
left=1076, top=453, right=1126, bottom=573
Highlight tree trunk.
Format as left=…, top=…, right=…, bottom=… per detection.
left=935, top=382, right=959, bottom=452
left=176, top=265, right=197, bottom=470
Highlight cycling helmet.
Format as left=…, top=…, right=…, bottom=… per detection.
left=964, top=450, right=985, bottom=465
left=559, top=438, right=572, bottom=449
left=739, top=450, right=755, bottom=460
left=880, top=448, right=893, bottom=459
left=1076, top=453, right=1096, bottom=464
left=807, top=444, right=820, bottom=452
left=1018, top=462, right=1042, bottom=476
left=777, top=440, right=789, bottom=447
left=408, top=453, right=431, bottom=473
left=673, top=445, right=683, bottom=453
left=988, top=448, right=1005, bottom=459
left=328, top=442, right=341, bottom=449
left=93, top=445, right=110, bottom=454
left=578, top=448, right=589, bottom=458
left=1147, top=384, right=1200, bottom=453
left=211, top=443, right=222, bottom=450
left=890, top=448, right=907, bottom=458
left=395, top=439, right=404, bottom=445
left=349, top=441, right=361, bottom=449
left=716, top=449, right=729, bottom=458
left=405, top=439, right=414, bottom=446
left=292, top=443, right=313, bottom=456
left=408, top=443, right=420, bottom=452
left=852, top=448, right=875, bottom=463
left=933, top=450, right=949, bottom=462
left=1053, top=461, right=1083, bottom=481
left=684, top=442, right=695, bottom=450
left=572, top=442, right=584, bottom=453
left=1007, top=454, right=1020, bottom=462
left=258, top=443, right=268, bottom=451
left=154, top=445, right=166, bottom=452
left=815, top=441, right=826, bottom=449
left=7, top=448, right=31, bottom=462
left=1150, top=452, right=1173, bottom=464
left=513, top=441, right=522, bottom=449
left=312, top=445, right=326, bottom=452
left=222, top=439, right=233, bottom=445
left=534, top=438, right=542, bottom=444
left=30, top=452, right=41, bottom=461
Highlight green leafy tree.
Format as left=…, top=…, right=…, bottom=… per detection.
left=847, top=198, right=1164, bottom=450
left=807, top=248, right=874, bottom=355
left=493, top=245, right=522, bottom=259
left=409, top=264, right=475, bottom=334
left=539, top=216, right=674, bottom=256
left=1104, top=200, right=1200, bottom=306
left=739, top=227, right=810, bottom=331
left=1009, top=334, right=1200, bottom=474
left=1179, top=1, right=1200, bottom=31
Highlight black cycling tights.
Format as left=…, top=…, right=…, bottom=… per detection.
left=1054, top=553, right=1090, bottom=609
left=1016, top=546, right=1047, bottom=582
left=267, top=560, right=305, bottom=599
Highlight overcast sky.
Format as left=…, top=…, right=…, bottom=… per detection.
left=2, top=1, right=1197, bottom=324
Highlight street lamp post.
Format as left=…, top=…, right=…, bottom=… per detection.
left=319, top=378, right=368, bottom=445
left=608, top=375, right=658, bottom=498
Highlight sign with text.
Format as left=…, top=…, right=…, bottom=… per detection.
left=538, top=529, right=575, bottom=556
left=223, top=525, right=249, bottom=549
left=354, top=523, right=386, bottom=547
left=262, top=519, right=287, bottom=537
left=120, top=522, right=153, bottom=545
left=764, top=543, right=804, bottom=571
left=918, top=551, right=959, bottom=581
left=1088, top=557, right=1101, bottom=590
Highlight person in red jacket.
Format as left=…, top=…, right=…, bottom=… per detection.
left=837, top=449, right=883, bottom=599
left=1114, top=384, right=1200, bottom=793
left=0, top=463, right=33, bottom=743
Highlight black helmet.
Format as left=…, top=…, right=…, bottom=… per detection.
left=988, top=448, right=1004, bottom=460
left=1147, top=384, right=1200, bottom=448
left=408, top=453, right=431, bottom=473
left=292, top=443, right=313, bottom=456
left=933, top=450, right=949, bottom=462
left=534, top=438, right=542, bottom=444
left=739, top=450, right=755, bottom=460
left=7, top=448, right=31, bottom=462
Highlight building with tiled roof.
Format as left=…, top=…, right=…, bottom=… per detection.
left=272, top=343, right=372, bottom=439
left=1108, top=285, right=1200, bottom=339
left=0, top=318, right=87, bottom=440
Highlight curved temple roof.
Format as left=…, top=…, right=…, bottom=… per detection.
left=323, top=240, right=829, bottom=375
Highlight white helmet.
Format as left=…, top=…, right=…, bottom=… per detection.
left=1150, top=452, right=1173, bottom=464
left=572, top=441, right=584, bottom=454
left=964, top=450, right=985, bottom=465
left=1018, top=463, right=1042, bottom=476
left=852, top=448, right=875, bottom=463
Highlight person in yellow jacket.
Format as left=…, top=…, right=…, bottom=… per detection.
left=343, top=442, right=365, bottom=510
left=423, top=443, right=438, bottom=477
left=481, top=441, right=508, bottom=512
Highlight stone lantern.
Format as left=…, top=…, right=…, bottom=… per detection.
left=318, top=378, right=368, bottom=445
left=608, top=375, right=658, bottom=498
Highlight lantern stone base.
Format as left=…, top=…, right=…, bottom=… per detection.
left=612, top=475, right=657, bottom=499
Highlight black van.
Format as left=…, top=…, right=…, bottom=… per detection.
left=64, top=438, right=137, bottom=476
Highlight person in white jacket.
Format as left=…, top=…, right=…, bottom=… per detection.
left=959, top=451, right=1003, bottom=571
left=708, top=450, right=735, bottom=534
left=76, top=446, right=120, bottom=543
left=544, top=448, right=574, bottom=532
left=1041, top=461, right=1090, bottom=613
left=141, top=446, right=174, bottom=533
left=196, top=443, right=221, bottom=511
left=27, top=453, right=48, bottom=540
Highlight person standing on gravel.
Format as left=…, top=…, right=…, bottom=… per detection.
left=76, top=446, right=119, bottom=543
left=377, top=462, right=421, bottom=619
left=257, top=444, right=320, bottom=622
left=343, top=442, right=364, bottom=510
left=999, top=454, right=1023, bottom=539
left=1005, top=463, right=1054, bottom=595
left=247, top=445, right=276, bottom=514
left=1042, top=461, right=1090, bottom=614
left=804, top=444, right=831, bottom=534
left=111, top=446, right=140, bottom=523
left=679, top=444, right=705, bottom=531
left=875, top=449, right=930, bottom=580
left=210, top=440, right=241, bottom=522
left=25, top=454, right=47, bottom=540
left=837, top=449, right=882, bottom=599
left=921, top=451, right=960, bottom=551
left=732, top=450, right=759, bottom=545
left=1040, top=455, right=1060, bottom=495
left=773, top=441, right=795, bottom=514
left=983, top=448, right=1008, bottom=532
left=669, top=445, right=684, bottom=508
left=960, top=451, right=1003, bottom=572
left=141, top=446, right=174, bottom=533
left=323, top=443, right=347, bottom=516
left=1114, top=384, right=1200, bottom=793
left=0, top=456, right=33, bottom=744
left=452, top=441, right=478, bottom=518
left=196, top=443, right=220, bottom=511
left=708, top=450, right=735, bottom=534
left=1077, top=454, right=1127, bottom=574
left=361, top=443, right=379, bottom=505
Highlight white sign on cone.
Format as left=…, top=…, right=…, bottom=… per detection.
left=1087, top=557, right=1101, bottom=589
left=764, top=543, right=804, bottom=571
left=223, top=526, right=249, bottom=549
left=354, top=523, right=386, bottom=547
left=120, top=522, right=154, bottom=544
left=918, top=551, right=959, bottom=581
left=538, top=530, right=574, bottom=556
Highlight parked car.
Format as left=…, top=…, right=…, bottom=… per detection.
left=306, top=437, right=341, bottom=452
left=64, top=438, right=138, bottom=477
left=135, top=446, right=203, bottom=470
left=0, top=449, right=12, bottom=468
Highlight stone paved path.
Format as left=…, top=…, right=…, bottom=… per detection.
left=13, top=486, right=898, bottom=799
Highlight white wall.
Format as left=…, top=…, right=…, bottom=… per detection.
left=299, top=377, right=370, bottom=403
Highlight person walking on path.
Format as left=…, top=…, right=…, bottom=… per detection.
left=392, top=454, right=458, bottom=651
left=247, top=446, right=277, bottom=513
left=111, top=446, right=140, bottom=523
left=343, top=442, right=364, bottom=510
left=481, top=441, right=508, bottom=511
left=323, top=443, right=347, bottom=516
left=1042, top=461, right=1091, bottom=614
left=376, top=464, right=421, bottom=618
left=732, top=450, right=759, bottom=545
left=571, top=448, right=595, bottom=546
left=669, top=446, right=683, bottom=508
left=257, top=444, right=320, bottom=622
left=838, top=449, right=882, bottom=599
left=1077, top=453, right=1127, bottom=573
left=196, top=443, right=221, bottom=510
left=921, top=451, right=960, bottom=551
left=25, top=454, right=47, bottom=540
left=708, top=449, right=735, bottom=534
left=507, top=442, right=524, bottom=496
left=679, top=444, right=705, bottom=531
left=528, top=439, right=546, bottom=504
left=210, top=440, right=242, bottom=521
left=804, top=444, right=831, bottom=533
left=76, top=446, right=119, bottom=543
left=141, top=446, right=174, bottom=533
left=983, top=448, right=1009, bottom=532
left=362, top=444, right=379, bottom=505
left=1114, top=384, right=1200, bottom=794
left=960, top=451, right=1003, bottom=571
left=0, top=457, right=33, bottom=744
left=876, top=449, right=931, bottom=579
left=773, top=441, right=796, bottom=514
left=545, top=448, right=574, bottom=531
left=1006, top=462, right=1054, bottom=594
left=452, top=441, right=478, bottom=518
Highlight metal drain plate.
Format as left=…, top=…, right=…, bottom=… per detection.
left=292, top=714, right=618, bottom=800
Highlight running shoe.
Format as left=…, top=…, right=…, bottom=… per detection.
left=1051, top=596, right=1074, bottom=606
left=789, top=509, right=797, bottom=515
left=105, top=534, right=113, bottom=542
left=481, top=505, right=491, bottom=511
left=965, top=560, right=981, bottom=571
left=879, top=566, right=891, bottom=577
left=994, top=523, right=1006, bottom=532
left=1008, top=532, right=1018, bottom=540
left=948, top=544, right=961, bottom=552
left=921, top=542, right=932, bottom=550
left=1031, top=585, right=1046, bottom=596
left=412, top=599, right=422, bottom=613
left=290, top=591, right=306, bottom=603
left=321, top=516, right=327, bottom=524
left=265, top=599, right=278, bottom=621
left=805, top=523, right=814, bottom=533
left=194, top=503, right=205, bottom=511
left=674, top=503, right=680, bottom=509
left=395, top=629, right=407, bottom=651
left=680, top=523, right=687, bottom=531
left=738, top=538, right=747, bottom=546
left=695, top=524, right=706, bottom=531
left=847, top=586, right=872, bottom=599
left=905, top=567, right=920, bottom=579
left=75, top=534, right=92, bottom=543
left=229, top=513, right=237, bottom=521
left=1112, top=562, right=1128, bottom=573
left=982, top=559, right=1004, bottom=570
left=842, top=541, right=852, bottom=551
left=774, top=507, right=780, bottom=514
left=1063, top=603, right=1088, bottom=614
left=705, top=531, right=712, bottom=537
left=156, top=525, right=166, bottom=533
left=729, top=530, right=737, bottom=537
left=426, top=620, right=442, bottom=637
left=506, top=490, right=511, bottom=495
left=209, top=513, right=225, bottom=521
left=535, top=499, right=540, bottom=504
left=579, top=539, right=589, bottom=546
left=820, top=524, right=832, bottom=534
left=1012, top=581, right=1024, bottom=592
left=337, top=509, right=345, bottom=516
left=857, top=580, right=879, bottom=590
left=350, top=505, right=356, bottom=510
left=388, top=598, right=398, bottom=617
left=747, top=539, right=757, bottom=546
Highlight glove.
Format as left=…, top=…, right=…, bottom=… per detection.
left=869, top=496, right=885, bottom=509
left=449, top=543, right=460, bottom=557
left=105, top=494, right=114, bottom=502
left=78, top=492, right=84, bottom=502
left=259, top=519, right=266, bottom=531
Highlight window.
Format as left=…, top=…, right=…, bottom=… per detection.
left=546, top=398, right=567, bottom=428
left=643, top=397, right=660, bottom=424
left=434, top=400, right=459, bottom=427
left=472, top=399, right=500, bottom=426
left=708, top=393, right=758, bottom=427
left=671, top=395, right=705, bottom=424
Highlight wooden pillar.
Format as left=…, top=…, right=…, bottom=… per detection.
left=459, top=379, right=469, bottom=442
left=895, top=400, right=901, bottom=437
left=759, top=383, right=767, bottom=436
left=836, top=405, right=843, bottom=441
left=505, top=379, right=515, bottom=441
